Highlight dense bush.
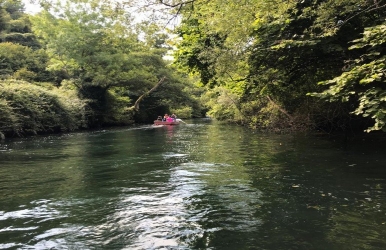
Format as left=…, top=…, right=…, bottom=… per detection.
left=103, top=87, right=133, bottom=126
left=0, top=42, right=49, bottom=81
left=171, top=106, right=193, bottom=119
left=0, top=80, right=87, bottom=136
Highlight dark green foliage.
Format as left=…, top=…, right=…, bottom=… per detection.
left=76, top=85, right=134, bottom=127
left=0, top=42, right=49, bottom=81
left=0, top=1, right=44, bottom=82
left=0, top=80, right=87, bottom=136
left=311, top=23, right=386, bottom=132
left=172, top=0, right=386, bottom=132
left=129, top=71, right=206, bottom=122
left=174, top=18, right=225, bottom=86
left=0, top=0, right=40, bottom=47
left=102, top=88, right=133, bottom=126
left=9, top=0, right=204, bottom=131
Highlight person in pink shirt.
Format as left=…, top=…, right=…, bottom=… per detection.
left=166, top=115, right=174, bottom=122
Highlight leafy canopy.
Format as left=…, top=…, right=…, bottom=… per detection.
left=30, top=0, right=142, bottom=89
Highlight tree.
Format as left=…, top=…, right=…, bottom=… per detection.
left=311, top=22, right=386, bottom=132
left=168, top=0, right=386, bottom=132
left=31, top=0, right=138, bottom=88
left=0, top=42, right=48, bottom=80
left=0, top=0, right=40, bottom=47
left=30, top=0, right=157, bottom=124
left=29, top=0, right=205, bottom=125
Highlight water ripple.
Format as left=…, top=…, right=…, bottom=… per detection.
left=2, top=121, right=386, bottom=249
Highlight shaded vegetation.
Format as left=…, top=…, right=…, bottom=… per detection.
left=0, top=79, right=87, bottom=136
left=1, top=0, right=385, bottom=137
left=0, top=0, right=205, bottom=137
left=168, top=0, right=386, bottom=133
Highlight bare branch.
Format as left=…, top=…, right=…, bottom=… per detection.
left=339, top=2, right=386, bottom=28
left=158, top=0, right=195, bottom=8
left=266, top=95, right=294, bottom=122
left=132, top=76, right=166, bottom=111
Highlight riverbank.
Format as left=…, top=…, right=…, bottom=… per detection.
left=0, top=80, right=139, bottom=138
left=0, top=80, right=379, bottom=140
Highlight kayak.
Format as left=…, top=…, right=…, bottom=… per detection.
left=154, top=120, right=180, bottom=125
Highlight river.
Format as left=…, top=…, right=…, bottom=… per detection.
left=1, top=119, right=386, bottom=249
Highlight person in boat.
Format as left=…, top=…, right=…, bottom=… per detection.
left=157, top=116, right=162, bottom=121
left=166, top=115, right=174, bottom=122
left=170, top=114, right=177, bottom=122
left=162, top=114, right=168, bottom=121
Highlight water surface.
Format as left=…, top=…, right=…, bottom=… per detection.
left=1, top=119, right=386, bottom=249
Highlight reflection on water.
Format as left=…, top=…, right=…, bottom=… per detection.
left=1, top=120, right=386, bottom=249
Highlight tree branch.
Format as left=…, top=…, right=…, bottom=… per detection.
left=132, top=76, right=166, bottom=112
left=158, top=0, right=195, bottom=8
left=339, top=2, right=386, bottom=28
left=266, top=95, right=293, bottom=122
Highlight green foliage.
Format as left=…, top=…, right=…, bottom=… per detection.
left=173, top=0, right=256, bottom=88
left=242, top=99, right=286, bottom=130
left=0, top=97, right=18, bottom=133
left=133, top=70, right=206, bottom=122
left=171, top=0, right=386, bottom=132
left=0, top=79, right=87, bottom=136
left=0, top=42, right=48, bottom=81
left=26, top=1, right=154, bottom=125
left=311, top=23, right=386, bottom=132
left=0, top=0, right=206, bottom=135
left=171, top=106, right=192, bottom=119
left=0, top=0, right=40, bottom=47
left=353, top=87, right=386, bottom=132
left=1, top=0, right=24, bottom=19
left=200, top=86, right=243, bottom=122
left=103, top=87, right=133, bottom=125
left=0, top=1, right=46, bottom=82
left=174, top=18, right=222, bottom=86
left=29, top=0, right=205, bottom=125
left=31, top=0, right=138, bottom=89
left=13, top=67, right=37, bottom=80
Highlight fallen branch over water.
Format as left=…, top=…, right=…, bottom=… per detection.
left=127, top=76, right=166, bottom=113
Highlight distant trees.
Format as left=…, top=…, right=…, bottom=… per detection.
left=3, top=0, right=384, bottom=136
left=0, top=0, right=47, bottom=81
left=31, top=0, right=204, bottom=125
left=0, top=0, right=39, bottom=47
left=0, top=0, right=204, bottom=137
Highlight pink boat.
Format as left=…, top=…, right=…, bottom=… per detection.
left=154, top=120, right=180, bottom=125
